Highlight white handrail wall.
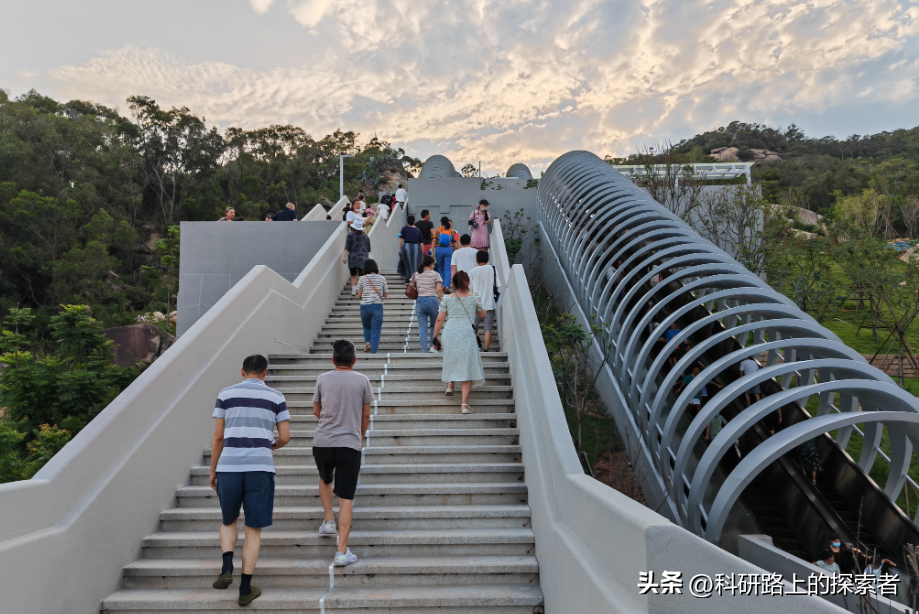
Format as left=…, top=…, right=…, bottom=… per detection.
left=302, top=203, right=328, bottom=221
left=490, top=219, right=511, bottom=352
left=367, top=202, right=406, bottom=273
left=328, top=195, right=350, bottom=220
left=0, top=225, right=349, bottom=614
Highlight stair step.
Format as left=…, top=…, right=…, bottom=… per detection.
left=280, top=430, right=519, bottom=447
left=273, top=388, right=514, bottom=397
left=141, top=528, right=535, bottom=558
left=270, top=352, right=509, bottom=360
left=205, top=446, right=522, bottom=465
left=121, top=555, right=540, bottom=589
left=281, top=391, right=514, bottom=404
left=189, top=463, right=525, bottom=485
left=285, top=414, right=518, bottom=429
left=102, top=584, right=543, bottom=613
left=175, top=482, right=528, bottom=507
left=159, top=504, right=533, bottom=532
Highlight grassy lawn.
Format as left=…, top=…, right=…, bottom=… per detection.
left=802, top=258, right=919, bottom=364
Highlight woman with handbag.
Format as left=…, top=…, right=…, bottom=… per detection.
left=409, top=256, right=443, bottom=353
left=431, top=271, right=486, bottom=413
left=356, top=259, right=388, bottom=354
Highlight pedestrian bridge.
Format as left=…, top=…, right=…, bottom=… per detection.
left=0, top=151, right=916, bottom=613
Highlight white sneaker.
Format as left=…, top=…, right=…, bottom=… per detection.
left=318, top=520, right=338, bottom=535
left=334, top=548, right=358, bottom=566
left=430, top=347, right=439, bottom=354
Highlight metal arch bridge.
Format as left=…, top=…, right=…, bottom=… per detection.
left=537, top=150, right=919, bottom=560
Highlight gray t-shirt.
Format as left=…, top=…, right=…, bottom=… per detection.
left=312, top=370, right=374, bottom=451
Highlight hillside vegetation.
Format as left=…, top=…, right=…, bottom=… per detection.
left=0, top=88, right=418, bottom=483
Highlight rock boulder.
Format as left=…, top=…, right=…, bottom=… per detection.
left=103, top=323, right=175, bottom=368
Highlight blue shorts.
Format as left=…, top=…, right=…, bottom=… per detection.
left=216, top=471, right=275, bottom=529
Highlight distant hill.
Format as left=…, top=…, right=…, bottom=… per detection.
left=612, top=121, right=919, bottom=212
left=672, top=120, right=919, bottom=161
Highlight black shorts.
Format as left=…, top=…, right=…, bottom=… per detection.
left=216, top=471, right=275, bottom=529
left=349, top=267, right=362, bottom=276
left=313, top=447, right=362, bottom=500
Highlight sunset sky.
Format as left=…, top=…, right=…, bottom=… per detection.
left=2, top=0, right=917, bottom=175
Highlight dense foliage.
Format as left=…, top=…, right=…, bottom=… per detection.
left=0, top=88, right=419, bottom=483
left=0, top=306, right=142, bottom=482
left=0, top=88, right=420, bottom=325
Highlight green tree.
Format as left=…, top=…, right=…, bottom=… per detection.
left=765, top=232, right=840, bottom=322
left=0, top=304, right=142, bottom=482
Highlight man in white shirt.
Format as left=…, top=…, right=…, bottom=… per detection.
left=395, top=184, right=407, bottom=210
left=451, top=234, right=478, bottom=284
left=468, top=250, right=500, bottom=351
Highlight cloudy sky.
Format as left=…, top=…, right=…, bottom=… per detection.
left=2, top=0, right=918, bottom=175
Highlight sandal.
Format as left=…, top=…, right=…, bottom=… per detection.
left=461, top=404, right=473, bottom=414
left=445, top=383, right=454, bottom=396
left=364, top=343, right=371, bottom=353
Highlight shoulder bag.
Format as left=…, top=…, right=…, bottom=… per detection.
left=405, top=272, right=419, bottom=300
left=363, top=275, right=385, bottom=302
left=491, top=265, right=500, bottom=304
left=455, top=294, right=483, bottom=349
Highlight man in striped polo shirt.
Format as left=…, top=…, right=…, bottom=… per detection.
left=209, top=354, right=291, bottom=606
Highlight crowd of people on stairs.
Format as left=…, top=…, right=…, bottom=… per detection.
left=203, top=194, right=505, bottom=606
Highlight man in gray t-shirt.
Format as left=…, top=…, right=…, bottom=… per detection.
left=311, top=340, right=373, bottom=567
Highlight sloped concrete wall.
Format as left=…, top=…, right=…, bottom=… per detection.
left=0, top=226, right=350, bottom=614
left=177, top=220, right=340, bottom=336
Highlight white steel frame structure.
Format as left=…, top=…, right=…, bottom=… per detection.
left=539, top=150, right=919, bottom=546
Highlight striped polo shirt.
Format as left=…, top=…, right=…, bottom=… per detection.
left=212, top=378, right=290, bottom=473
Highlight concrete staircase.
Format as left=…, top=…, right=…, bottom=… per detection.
left=101, top=273, right=544, bottom=612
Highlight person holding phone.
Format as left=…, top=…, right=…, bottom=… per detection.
left=468, top=199, right=490, bottom=249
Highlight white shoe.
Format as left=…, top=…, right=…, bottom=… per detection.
left=334, top=548, right=358, bottom=566
left=318, top=520, right=338, bottom=535
left=461, top=404, right=473, bottom=414
left=430, top=347, right=439, bottom=354
left=445, top=384, right=454, bottom=396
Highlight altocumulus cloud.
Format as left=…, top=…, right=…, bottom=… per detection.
left=45, top=0, right=919, bottom=173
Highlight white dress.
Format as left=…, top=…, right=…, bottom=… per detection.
left=439, top=295, right=485, bottom=386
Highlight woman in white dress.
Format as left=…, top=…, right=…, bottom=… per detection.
left=432, top=271, right=486, bottom=413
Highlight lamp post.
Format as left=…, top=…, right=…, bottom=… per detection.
left=339, top=154, right=355, bottom=201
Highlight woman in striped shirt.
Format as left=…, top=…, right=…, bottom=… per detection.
left=356, top=259, right=388, bottom=353
left=410, top=255, right=443, bottom=353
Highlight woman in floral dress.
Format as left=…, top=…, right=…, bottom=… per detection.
left=795, top=438, right=823, bottom=484
left=432, top=271, right=486, bottom=413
